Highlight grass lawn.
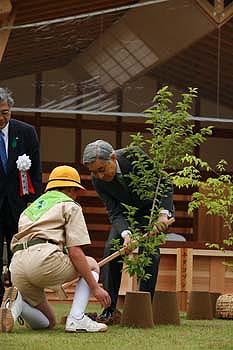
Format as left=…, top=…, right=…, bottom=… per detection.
left=0, top=303, right=232, bottom=350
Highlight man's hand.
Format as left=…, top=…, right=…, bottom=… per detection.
left=158, top=213, right=169, bottom=228
left=151, top=214, right=170, bottom=236
left=92, top=285, right=111, bottom=308
left=123, top=233, right=132, bottom=254
left=121, top=230, right=134, bottom=254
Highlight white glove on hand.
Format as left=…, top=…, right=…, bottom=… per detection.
left=121, top=230, right=131, bottom=239
left=121, top=230, right=132, bottom=252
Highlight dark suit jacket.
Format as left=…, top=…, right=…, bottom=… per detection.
left=92, top=148, right=174, bottom=236
left=0, top=119, right=42, bottom=223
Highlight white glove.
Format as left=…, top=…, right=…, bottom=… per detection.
left=121, top=230, right=131, bottom=239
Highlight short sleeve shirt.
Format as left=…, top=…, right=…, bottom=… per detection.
left=11, top=195, right=91, bottom=251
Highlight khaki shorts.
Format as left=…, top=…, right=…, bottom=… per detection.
left=10, top=243, right=78, bottom=306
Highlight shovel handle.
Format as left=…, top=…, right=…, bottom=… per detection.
left=98, top=217, right=175, bottom=267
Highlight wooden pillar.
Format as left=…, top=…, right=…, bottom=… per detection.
left=75, top=85, right=83, bottom=165
left=185, top=248, right=193, bottom=292
left=194, top=96, right=201, bottom=158
left=116, top=89, right=123, bottom=149
left=35, top=72, right=42, bottom=140
left=192, top=96, right=201, bottom=241
left=156, top=79, right=163, bottom=92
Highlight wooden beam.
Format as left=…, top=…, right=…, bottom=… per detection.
left=194, top=0, right=218, bottom=25
left=0, top=2, right=15, bottom=63
left=197, top=0, right=233, bottom=25
left=0, top=0, right=12, bottom=17
left=14, top=0, right=130, bottom=23
left=195, top=0, right=233, bottom=25
left=214, top=0, right=225, bottom=22
left=219, top=1, right=233, bottom=26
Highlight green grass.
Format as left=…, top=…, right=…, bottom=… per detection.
left=0, top=304, right=232, bottom=350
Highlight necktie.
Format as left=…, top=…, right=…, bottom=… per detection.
left=0, top=131, right=7, bottom=173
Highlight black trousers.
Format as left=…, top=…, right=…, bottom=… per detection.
left=0, top=197, right=18, bottom=304
left=102, top=226, right=160, bottom=309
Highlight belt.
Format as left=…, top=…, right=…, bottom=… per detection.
left=13, top=238, right=57, bottom=253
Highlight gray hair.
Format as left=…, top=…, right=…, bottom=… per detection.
left=0, top=87, right=14, bottom=106
left=83, top=140, right=114, bottom=164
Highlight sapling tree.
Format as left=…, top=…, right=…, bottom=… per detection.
left=173, top=157, right=233, bottom=267
left=112, top=86, right=212, bottom=281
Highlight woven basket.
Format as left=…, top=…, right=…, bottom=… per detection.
left=216, top=294, right=233, bottom=319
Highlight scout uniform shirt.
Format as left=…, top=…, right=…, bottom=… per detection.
left=11, top=190, right=91, bottom=256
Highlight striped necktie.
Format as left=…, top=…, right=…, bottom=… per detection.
left=0, top=130, right=7, bottom=173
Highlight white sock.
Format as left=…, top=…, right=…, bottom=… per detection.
left=69, top=271, right=99, bottom=320
left=21, top=300, right=49, bottom=329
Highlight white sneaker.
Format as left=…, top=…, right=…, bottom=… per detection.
left=65, top=315, right=108, bottom=333
left=0, top=286, right=23, bottom=333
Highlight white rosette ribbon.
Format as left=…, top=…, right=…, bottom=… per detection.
left=16, top=154, right=35, bottom=196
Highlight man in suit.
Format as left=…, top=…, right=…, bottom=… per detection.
left=0, top=87, right=42, bottom=304
left=83, top=140, right=174, bottom=324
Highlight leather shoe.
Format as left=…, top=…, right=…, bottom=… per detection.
left=96, top=308, right=121, bottom=325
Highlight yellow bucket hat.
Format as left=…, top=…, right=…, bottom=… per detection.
left=45, top=165, right=85, bottom=191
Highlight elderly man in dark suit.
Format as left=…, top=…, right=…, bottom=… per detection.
left=0, top=87, right=42, bottom=304
left=83, top=140, right=174, bottom=324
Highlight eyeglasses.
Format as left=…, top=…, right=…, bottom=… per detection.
left=0, top=110, right=10, bottom=116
